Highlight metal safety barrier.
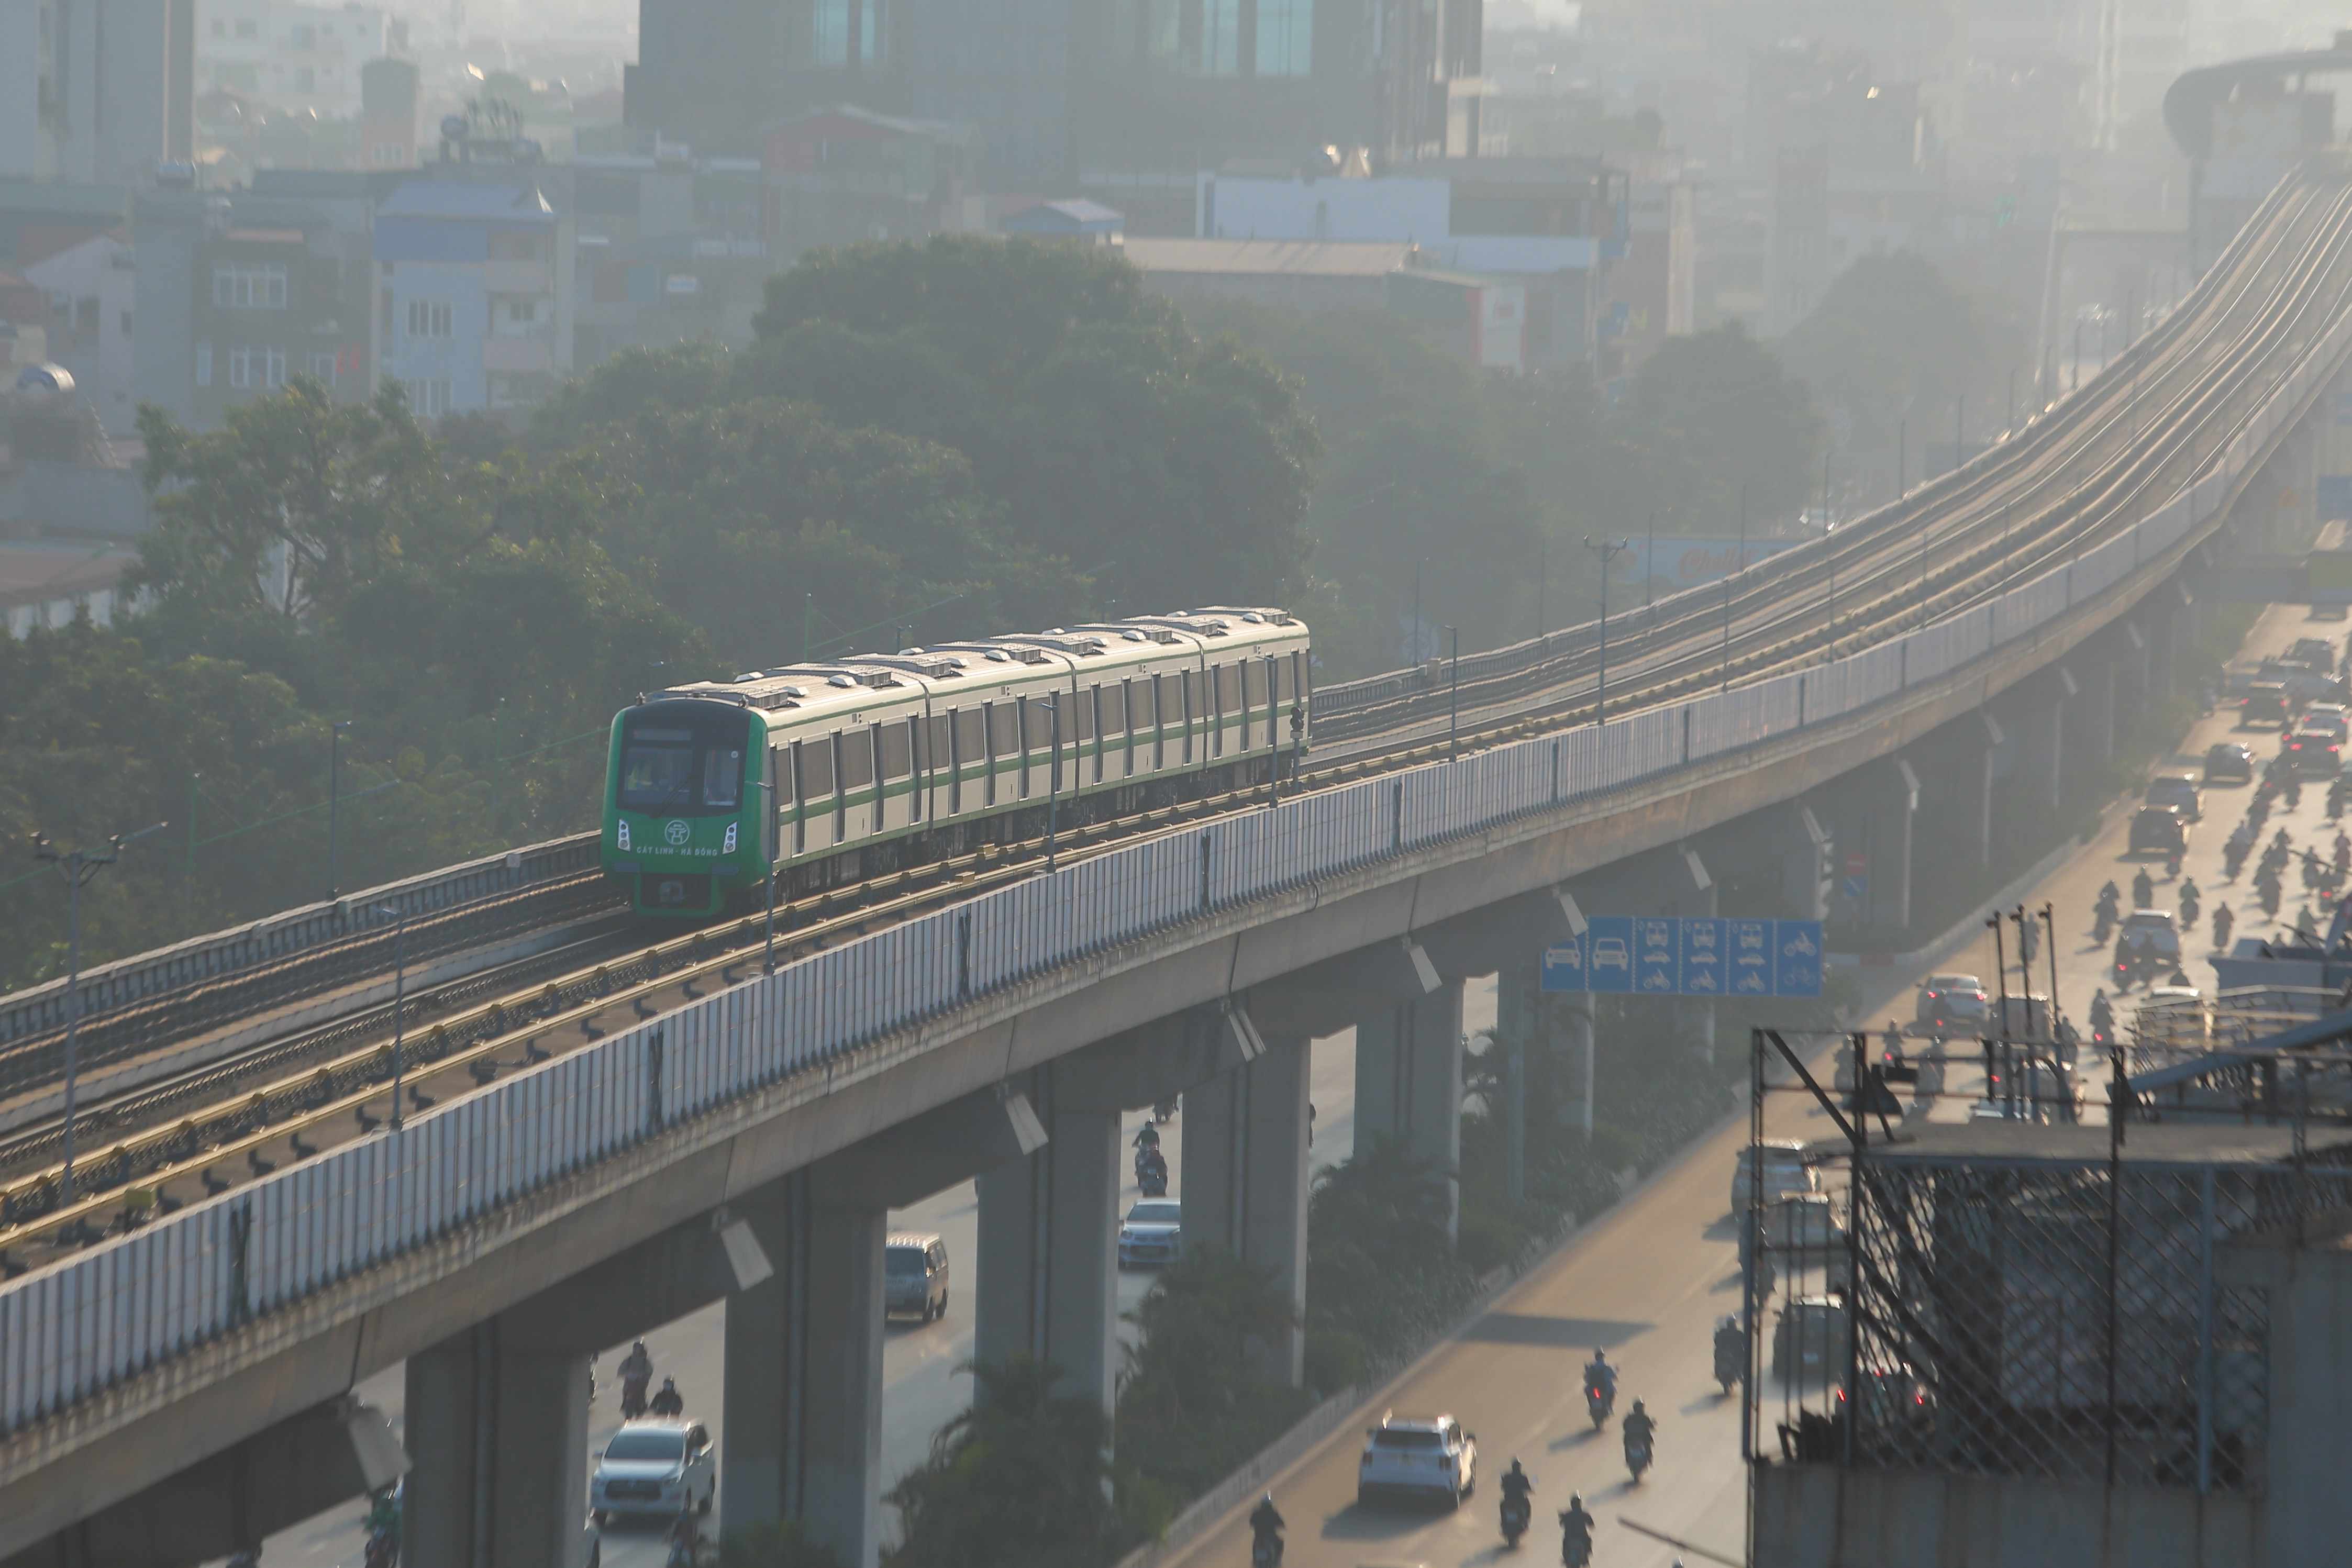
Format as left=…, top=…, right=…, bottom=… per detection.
left=1, top=215, right=2348, bottom=1444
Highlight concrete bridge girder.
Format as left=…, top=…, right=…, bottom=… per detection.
left=0, top=494, right=2254, bottom=1563
left=0, top=1402, right=404, bottom=1568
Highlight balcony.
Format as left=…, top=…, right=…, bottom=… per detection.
left=482, top=259, right=552, bottom=296
left=482, top=337, right=553, bottom=373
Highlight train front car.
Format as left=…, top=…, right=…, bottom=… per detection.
left=602, top=696, right=766, bottom=917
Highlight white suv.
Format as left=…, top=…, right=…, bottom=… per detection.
left=591, top=1419, right=715, bottom=1523
left=1357, top=1413, right=1476, bottom=1508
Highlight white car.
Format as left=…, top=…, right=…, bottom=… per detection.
left=591, top=1419, right=715, bottom=1523
left=1357, top=1412, right=1476, bottom=1508
left=1117, top=1199, right=1183, bottom=1268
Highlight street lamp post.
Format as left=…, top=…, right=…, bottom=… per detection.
left=1723, top=485, right=1746, bottom=693
left=372, top=904, right=409, bottom=1129
left=1583, top=537, right=1630, bottom=727
left=757, top=780, right=778, bottom=974
left=1444, top=626, right=1460, bottom=762
left=35, top=822, right=167, bottom=1202
left=328, top=719, right=351, bottom=899
left=1046, top=697, right=1061, bottom=873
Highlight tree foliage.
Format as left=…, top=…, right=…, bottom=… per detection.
left=1778, top=252, right=2029, bottom=483
left=0, top=380, right=711, bottom=993
left=542, top=236, right=1321, bottom=671
left=718, top=1520, right=846, bottom=1568
left=1116, top=1248, right=1313, bottom=1495
left=883, top=1353, right=1148, bottom=1568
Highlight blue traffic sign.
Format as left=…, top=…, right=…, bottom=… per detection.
left=1542, top=918, right=1823, bottom=999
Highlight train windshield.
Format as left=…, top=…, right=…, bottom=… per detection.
left=618, top=705, right=749, bottom=817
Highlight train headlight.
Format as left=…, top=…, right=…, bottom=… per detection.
left=617, top=820, right=631, bottom=851
left=724, top=822, right=738, bottom=853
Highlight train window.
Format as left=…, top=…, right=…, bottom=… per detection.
left=930, top=714, right=953, bottom=771
left=800, top=737, right=835, bottom=799
left=1024, top=696, right=1055, bottom=749
left=1097, top=685, right=1124, bottom=738
left=1071, top=690, right=1094, bottom=742
left=768, top=746, right=791, bottom=804
left=1240, top=661, right=1259, bottom=747
left=619, top=738, right=695, bottom=813
left=878, top=721, right=912, bottom=781
left=840, top=729, right=875, bottom=792
left=703, top=748, right=744, bottom=808
left=953, top=708, right=985, bottom=764
left=1277, top=652, right=1298, bottom=704
left=1176, top=671, right=1192, bottom=763
left=989, top=703, right=1019, bottom=758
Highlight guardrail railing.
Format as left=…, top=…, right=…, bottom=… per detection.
left=4, top=187, right=2347, bottom=1445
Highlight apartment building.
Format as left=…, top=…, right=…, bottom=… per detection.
left=374, top=181, right=573, bottom=417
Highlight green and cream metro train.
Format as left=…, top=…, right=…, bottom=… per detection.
left=599, top=609, right=1312, bottom=917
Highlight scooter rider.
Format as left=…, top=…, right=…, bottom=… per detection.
left=1622, top=1398, right=1656, bottom=1458
left=1584, top=1348, right=1616, bottom=1403
left=1714, top=1315, right=1743, bottom=1375
left=1132, top=1121, right=1160, bottom=1152
left=619, top=1338, right=653, bottom=1417
left=650, top=1376, right=685, bottom=1418
left=1248, top=1492, right=1285, bottom=1561
left=1558, top=1494, right=1596, bottom=1566
left=2088, top=989, right=2114, bottom=1040
left=664, top=1509, right=701, bottom=1568
left=1501, top=1457, right=1534, bottom=1513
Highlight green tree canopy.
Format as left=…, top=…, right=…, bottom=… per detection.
left=1116, top=1247, right=1312, bottom=1494
left=1778, top=252, right=2030, bottom=490
left=1602, top=324, right=1824, bottom=531
left=884, top=1353, right=1147, bottom=1568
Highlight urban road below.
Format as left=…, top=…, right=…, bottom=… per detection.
left=209, top=602, right=2324, bottom=1567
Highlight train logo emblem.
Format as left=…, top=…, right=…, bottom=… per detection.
left=664, top=820, right=691, bottom=846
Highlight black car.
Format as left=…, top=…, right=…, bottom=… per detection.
left=2204, top=742, right=2256, bottom=783
left=2128, top=805, right=2189, bottom=856
left=2241, top=684, right=2290, bottom=727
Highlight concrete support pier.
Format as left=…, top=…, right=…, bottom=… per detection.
left=404, top=1326, right=594, bottom=1568
left=723, top=1175, right=888, bottom=1567
left=1356, top=980, right=1466, bottom=1239
left=974, top=1086, right=1123, bottom=1419
left=1181, top=1034, right=1313, bottom=1383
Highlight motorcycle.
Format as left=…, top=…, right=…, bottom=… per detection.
left=1585, top=1382, right=1614, bottom=1429
left=620, top=1372, right=650, bottom=1421
left=2093, top=903, right=2116, bottom=942
left=2181, top=891, right=2201, bottom=929
left=1137, top=1150, right=1169, bottom=1198
left=364, top=1530, right=397, bottom=1568
left=1251, top=1532, right=1284, bottom=1567
left=1713, top=1331, right=1743, bottom=1395
left=1623, top=1429, right=1652, bottom=1484
left=1152, top=1098, right=1177, bottom=1124
left=1501, top=1493, right=1532, bottom=1548
left=1560, top=1516, right=1594, bottom=1568
left=2214, top=907, right=2235, bottom=950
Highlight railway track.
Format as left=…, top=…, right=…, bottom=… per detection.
left=3, top=164, right=2351, bottom=1274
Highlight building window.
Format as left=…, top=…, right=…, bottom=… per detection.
left=404, top=379, right=451, bottom=418
left=1256, top=0, right=1311, bottom=75
left=406, top=299, right=452, bottom=337
left=228, top=346, right=286, bottom=389
left=812, top=0, right=881, bottom=64
left=194, top=340, right=212, bottom=387
left=213, top=262, right=288, bottom=309
left=308, top=351, right=338, bottom=386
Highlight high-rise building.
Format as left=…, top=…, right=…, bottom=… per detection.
left=625, top=0, right=1482, bottom=231
left=195, top=0, right=395, bottom=120
left=0, top=0, right=195, bottom=184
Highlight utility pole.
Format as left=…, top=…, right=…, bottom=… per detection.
left=1897, top=419, right=1906, bottom=499
left=1821, top=456, right=1836, bottom=627
left=34, top=822, right=167, bottom=1202
left=372, top=905, right=410, bottom=1128
left=1536, top=537, right=1547, bottom=640
left=1723, top=485, right=1746, bottom=693
left=1411, top=555, right=1431, bottom=665
left=328, top=719, right=351, bottom=899
left=1445, top=627, right=1461, bottom=762
left=1584, top=536, right=1631, bottom=726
